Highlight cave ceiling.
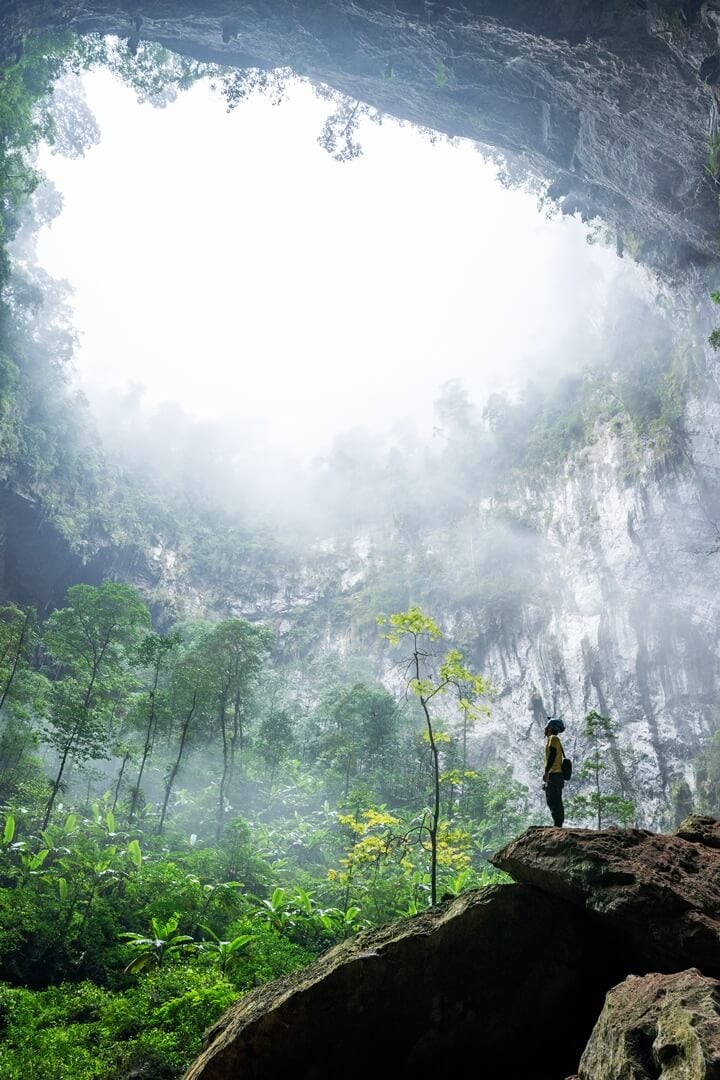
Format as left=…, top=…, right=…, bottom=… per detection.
left=3, top=2, right=720, bottom=280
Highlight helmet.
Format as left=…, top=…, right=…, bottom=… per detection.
left=546, top=716, right=565, bottom=733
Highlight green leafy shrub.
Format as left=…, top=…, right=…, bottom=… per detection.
left=0, top=968, right=238, bottom=1079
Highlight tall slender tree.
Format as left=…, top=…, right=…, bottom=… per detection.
left=0, top=603, right=36, bottom=713
left=158, top=628, right=215, bottom=835
left=128, top=630, right=180, bottom=821
left=569, top=709, right=635, bottom=829
left=0, top=604, right=42, bottom=800
left=378, top=606, right=490, bottom=905
left=41, top=582, right=150, bottom=828
left=201, top=619, right=273, bottom=839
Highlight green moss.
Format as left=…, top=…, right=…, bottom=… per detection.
left=653, top=1005, right=707, bottom=1075
left=434, top=60, right=449, bottom=88
left=708, top=132, right=720, bottom=178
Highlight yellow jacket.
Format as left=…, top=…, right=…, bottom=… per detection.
left=544, top=734, right=564, bottom=775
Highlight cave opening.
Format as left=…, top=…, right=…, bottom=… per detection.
left=15, top=30, right=667, bottom=557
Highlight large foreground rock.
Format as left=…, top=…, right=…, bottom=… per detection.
left=183, top=818, right=720, bottom=1079
left=491, top=816, right=720, bottom=977
left=577, top=968, right=720, bottom=1079
left=183, top=883, right=630, bottom=1080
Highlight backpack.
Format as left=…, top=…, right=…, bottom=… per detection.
left=561, top=756, right=572, bottom=781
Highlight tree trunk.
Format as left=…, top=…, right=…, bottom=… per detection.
left=130, top=667, right=161, bottom=821
left=0, top=609, right=30, bottom=713
left=414, top=643, right=440, bottom=908
left=159, top=692, right=197, bottom=835
left=43, top=656, right=104, bottom=828
left=112, top=749, right=130, bottom=813
left=217, top=700, right=229, bottom=841
left=42, top=728, right=79, bottom=829
left=228, top=689, right=242, bottom=789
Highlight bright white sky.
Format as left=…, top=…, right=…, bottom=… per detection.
left=35, top=68, right=647, bottom=461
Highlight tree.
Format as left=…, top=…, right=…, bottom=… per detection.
left=308, top=682, right=400, bottom=803
left=567, top=709, right=635, bottom=829
left=0, top=604, right=43, bottom=803
left=47, top=74, right=100, bottom=158
left=41, top=582, right=151, bottom=828
left=255, top=674, right=297, bottom=788
left=695, top=731, right=720, bottom=814
left=158, top=647, right=204, bottom=836
left=128, top=631, right=180, bottom=822
left=200, top=619, right=273, bottom=839
left=377, top=606, right=491, bottom=905
left=313, top=84, right=385, bottom=163
left=460, top=766, right=530, bottom=853
left=348, top=684, right=403, bottom=803
left=0, top=603, right=36, bottom=713
left=0, top=33, right=79, bottom=280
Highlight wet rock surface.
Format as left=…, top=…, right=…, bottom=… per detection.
left=183, top=816, right=720, bottom=1080
left=3, top=2, right=720, bottom=281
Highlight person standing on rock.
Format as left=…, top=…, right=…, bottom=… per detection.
left=543, top=717, right=566, bottom=827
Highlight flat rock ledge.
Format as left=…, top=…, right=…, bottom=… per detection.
left=490, top=815, right=720, bottom=977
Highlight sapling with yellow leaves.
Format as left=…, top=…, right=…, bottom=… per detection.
left=377, top=606, right=492, bottom=905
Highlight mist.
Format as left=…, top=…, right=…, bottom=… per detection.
left=29, top=63, right=669, bottom=537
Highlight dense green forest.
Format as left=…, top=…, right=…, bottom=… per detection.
left=0, top=580, right=529, bottom=1077
left=1, top=30, right=719, bottom=1079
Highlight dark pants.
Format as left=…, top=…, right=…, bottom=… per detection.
left=545, top=773, right=565, bottom=827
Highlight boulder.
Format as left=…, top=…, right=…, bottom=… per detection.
left=183, top=818, right=720, bottom=1079
left=490, top=816, right=720, bottom=976
left=577, top=968, right=720, bottom=1079
left=182, top=883, right=629, bottom=1080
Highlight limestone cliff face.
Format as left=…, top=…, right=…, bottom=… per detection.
left=145, top=381, right=720, bottom=829
left=468, top=381, right=720, bottom=828
left=226, top=369, right=720, bottom=830
left=14, top=387, right=718, bottom=828
left=4, top=1, right=720, bottom=279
